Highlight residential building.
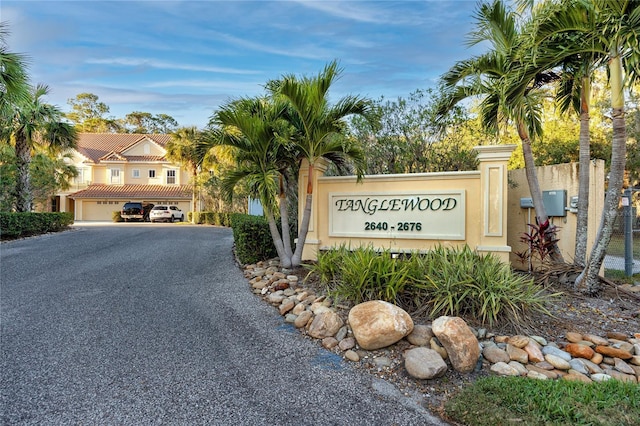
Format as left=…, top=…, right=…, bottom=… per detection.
left=56, top=133, right=192, bottom=221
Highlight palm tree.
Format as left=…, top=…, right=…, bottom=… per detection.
left=272, top=60, right=371, bottom=267
left=211, top=97, right=299, bottom=267
left=531, top=0, right=640, bottom=292
left=9, top=83, right=77, bottom=212
left=437, top=0, right=564, bottom=262
left=0, top=22, right=29, bottom=123
left=166, top=126, right=204, bottom=220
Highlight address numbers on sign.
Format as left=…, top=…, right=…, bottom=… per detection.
left=329, top=191, right=466, bottom=240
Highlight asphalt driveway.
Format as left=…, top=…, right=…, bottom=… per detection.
left=1, top=224, right=445, bottom=425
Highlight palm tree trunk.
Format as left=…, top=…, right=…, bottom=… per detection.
left=265, top=208, right=292, bottom=268
left=191, top=169, right=198, bottom=223
left=291, top=163, right=314, bottom=267
left=14, top=134, right=32, bottom=212
left=278, top=175, right=294, bottom=260
left=576, top=54, right=626, bottom=294
left=518, top=121, right=564, bottom=263
left=574, top=78, right=591, bottom=267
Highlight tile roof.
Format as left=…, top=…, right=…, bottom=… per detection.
left=68, top=184, right=192, bottom=199
left=76, top=133, right=172, bottom=163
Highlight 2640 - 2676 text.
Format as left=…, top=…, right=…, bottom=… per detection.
left=364, top=221, right=422, bottom=231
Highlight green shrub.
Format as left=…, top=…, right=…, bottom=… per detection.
left=189, top=211, right=233, bottom=226
left=305, top=245, right=557, bottom=326
left=112, top=211, right=123, bottom=222
left=0, top=212, right=74, bottom=240
left=230, top=213, right=278, bottom=264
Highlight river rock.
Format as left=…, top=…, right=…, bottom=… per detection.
left=406, top=324, right=434, bottom=346
left=308, top=311, right=343, bottom=339
left=545, top=354, right=571, bottom=370
left=607, top=331, right=628, bottom=341
left=565, top=332, right=583, bottom=343
left=614, top=358, right=636, bottom=375
left=591, top=373, right=613, bottom=382
left=294, top=310, right=313, bottom=328
left=348, top=300, right=413, bottom=350
left=527, top=370, right=549, bottom=380
left=583, top=334, right=609, bottom=346
left=430, top=338, right=448, bottom=360
left=595, top=345, right=633, bottom=360
left=279, top=299, right=295, bottom=315
left=563, top=372, right=592, bottom=383
left=508, top=361, right=527, bottom=375
left=508, top=335, right=530, bottom=348
left=569, top=359, right=589, bottom=375
left=292, top=302, right=307, bottom=316
left=490, top=362, right=520, bottom=376
left=542, top=346, right=572, bottom=361
left=605, top=369, right=637, bottom=383
left=523, top=340, right=545, bottom=363
left=506, top=344, right=529, bottom=364
left=565, top=343, right=595, bottom=359
left=432, top=316, right=480, bottom=373
left=344, top=350, right=360, bottom=362
left=322, top=337, right=338, bottom=349
left=483, top=345, right=510, bottom=364
left=526, top=364, right=558, bottom=379
left=404, top=348, right=448, bottom=380
left=580, top=358, right=604, bottom=375
left=338, top=337, right=356, bottom=351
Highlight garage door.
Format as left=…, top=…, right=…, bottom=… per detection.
left=81, top=200, right=123, bottom=221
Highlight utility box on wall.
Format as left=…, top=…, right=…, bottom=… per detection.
left=543, top=190, right=567, bottom=217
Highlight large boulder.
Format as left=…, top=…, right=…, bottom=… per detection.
left=432, top=316, right=480, bottom=373
left=348, top=300, right=414, bottom=350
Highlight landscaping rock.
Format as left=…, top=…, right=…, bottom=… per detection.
left=406, top=324, right=433, bottom=346
left=307, top=311, right=343, bottom=339
left=348, top=300, right=414, bottom=350
left=432, top=316, right=480, bottom=373
left=595, top=345, right=633, bottom=360
left=404, top=348, right=447, bottom=380
left=482, top=344, right=510, bottom=364
left=564, top=343, right=595, bottom=359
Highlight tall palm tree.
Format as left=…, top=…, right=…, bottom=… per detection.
left=272, top=60, right=371, bottom=267
left=0, top=22, right=29, bottom=123
left=438, top=0, right=564, bottom=262
left=531, top=0, right=640, bottom=292
left=9, top=83, right=77, bottom=212
left=166, top=126, right=203, bottom=219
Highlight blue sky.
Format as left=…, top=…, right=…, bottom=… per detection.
left=3, top=0, right=486, bottom=129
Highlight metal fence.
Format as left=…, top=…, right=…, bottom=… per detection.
left=604, top=189, right=639, bottom=277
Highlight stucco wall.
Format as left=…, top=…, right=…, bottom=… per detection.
left=300, top=145, right=515, bottom=262
left=506, top=160, right=605, bottom=269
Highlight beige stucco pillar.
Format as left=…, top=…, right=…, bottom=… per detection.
left=474, top=145, right=516, bottom=262
left=298, top=158, right=329, bottom=261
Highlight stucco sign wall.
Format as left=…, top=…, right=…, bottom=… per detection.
left=329, top=190, right=466, bottom=240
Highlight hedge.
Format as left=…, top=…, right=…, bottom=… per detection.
left=229, top=213, right=278, bottom=265
left=188, top=211, right=233, bottom=227
left=0, top=212, right=74, bottom=240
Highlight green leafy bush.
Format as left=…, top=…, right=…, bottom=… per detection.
left=230, top=214, right=278, bottom=264
left=0, top=212, right=74, bottom=240
left=189, top=211, right=233, bottom=226
left=112, top=211, right=123, bottom=222
left=306, top=245, right=556, bottom=326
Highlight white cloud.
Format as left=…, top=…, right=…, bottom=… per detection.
left=85, top=57, right=261, bottom=75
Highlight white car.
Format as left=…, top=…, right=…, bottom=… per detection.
left=149, top=205, right=184, bottom=223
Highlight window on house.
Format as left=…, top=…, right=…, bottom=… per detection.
left=132, top=169, right=140, bottom=178
left=167, top=170, right=176, bottom=184
left=75, top=167, right=88, bottom=184
left=110, top=169, right=121, bottom=184
left=149, top=170, right=156, bottom=178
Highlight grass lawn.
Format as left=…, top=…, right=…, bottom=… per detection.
left=444, top=376, right=640, bottom=426
left=605, top=231, right=640, bottom=258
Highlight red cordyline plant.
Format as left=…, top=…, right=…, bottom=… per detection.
left=515, top=219, right=560, bottom=271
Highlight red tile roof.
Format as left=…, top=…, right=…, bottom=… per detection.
left=68, top=184, right=192, bottom=199
left=76, top=133, right=172, bottom=163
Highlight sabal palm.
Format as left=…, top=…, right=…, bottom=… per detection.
left=0, top=22, right=29, bottom=123
left=274, top=60, right=370, bottom=267
left=438, top=0, right=564, bottom=262
left=10, top=83, right=77, bottom=212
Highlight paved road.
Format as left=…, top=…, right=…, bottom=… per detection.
left=1, top=224, right=445, bottom=425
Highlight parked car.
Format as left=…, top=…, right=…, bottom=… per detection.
left=149, top=205, right=184, bottom=223
left=121, top=202, right=154, bottom=222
